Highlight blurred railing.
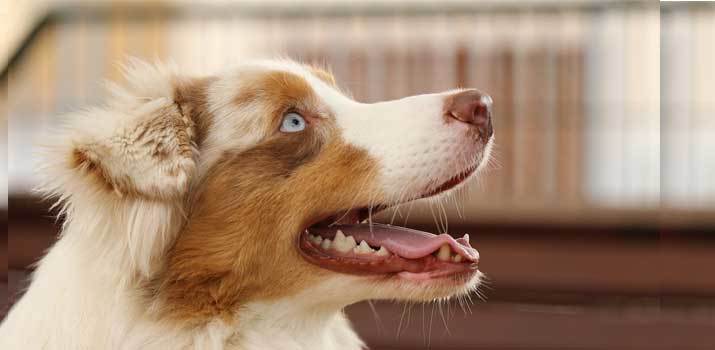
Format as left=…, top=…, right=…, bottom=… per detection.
left=3, top=1, right=714, bottom=226
left=662, top=3, right=715, bottom=210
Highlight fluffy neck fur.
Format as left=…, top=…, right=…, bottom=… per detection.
left=0, top=197, right=363, bottom=350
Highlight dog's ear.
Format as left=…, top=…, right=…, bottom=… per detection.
left=47, top=60, right=204, bottom=201
left=69, top=105, right=196, bottom=200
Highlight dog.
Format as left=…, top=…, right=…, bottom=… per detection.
left=0, top=58, right=494, bottom=349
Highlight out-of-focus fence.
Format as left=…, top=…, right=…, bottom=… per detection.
left=4, top=2, right=713, bottom=226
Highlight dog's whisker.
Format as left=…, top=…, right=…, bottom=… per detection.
left=439, top=198, right=449, bottom=234
left=366, top=300, right=383, bottom=333
left=402, top=199, right=416, bottom=227
left=428, top=302, right=436, bottom=347
left=421, top=302, right=427, bottom=345
left=428, top=204, right=442, bottom=235
left=438, top=300, right=451, bottom=336
left=392, top=184, right=412, bottom=223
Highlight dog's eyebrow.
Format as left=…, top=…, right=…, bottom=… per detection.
left=293, top=101, right=333, bottom=121
left=312, top=110, right=332, bottom=120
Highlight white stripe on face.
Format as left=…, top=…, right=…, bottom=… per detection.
left=299, top=67, right=491, bottom=203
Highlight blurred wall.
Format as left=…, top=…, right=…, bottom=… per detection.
left=7, top=1, right=708, bottom=229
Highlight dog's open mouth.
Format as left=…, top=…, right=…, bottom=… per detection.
left=298, top=166, right=479, bottom=280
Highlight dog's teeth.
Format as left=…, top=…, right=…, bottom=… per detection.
left=333, top=230, right=357, bottom=253
left=354, top=240, right=375, bottom=254
left=452, top=254, right=463, bottom=263
left=375, top=246, right=390, bottom=257
left=346, top=235, right=357, bottom=248
left=437, top=244, right=451, bottom=261
left=320, top=238, right=332, bottom=250
left=462, top=234, right=470, bottom=242
left=361, top=240, right=374, bottom=251
left=311, top=235, right=323, bottom=244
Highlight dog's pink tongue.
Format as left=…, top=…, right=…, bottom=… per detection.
left=311, top=223, right=479, bottom=262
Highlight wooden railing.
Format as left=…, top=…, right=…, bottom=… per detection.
left=4, top=2, right=692, bottom=228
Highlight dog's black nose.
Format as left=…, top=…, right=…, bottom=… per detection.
left=444, top=90, right=493, bottom=138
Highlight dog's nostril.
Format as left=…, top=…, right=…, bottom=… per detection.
left=473, top=95, right=492, bottom=125
left=444, top=89, right=493, bottom=137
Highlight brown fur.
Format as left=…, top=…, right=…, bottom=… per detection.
left=174, top=77, right=215, bottom=146
left=148, top=70, right=382, bottom=322
left=233, top=70, right=328, bottom=132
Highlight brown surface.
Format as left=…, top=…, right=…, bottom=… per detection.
left=1, top=210, right=7, bottom=317
left=348, top=299, right=715, bottom=350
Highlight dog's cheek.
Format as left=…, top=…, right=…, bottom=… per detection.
left=286, top=140, right=386, bottom=216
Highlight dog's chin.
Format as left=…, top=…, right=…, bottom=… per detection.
left=377, top=269, right=483, bottom=302
left=317, top=269, right=482, bottom=305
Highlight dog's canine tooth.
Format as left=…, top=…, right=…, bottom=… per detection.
left=345, top=235, right=357, bottom=248
left=436, top=244, right=451, bottom=261
left=333, top=230, right=356, bottom=253
left=452, top=254, right=463, bottom=263
left=375, top=246, right=390, bottom=257
left=462, top=234, right=470, bottom=242
left=320, top=238, right=332, bottom=250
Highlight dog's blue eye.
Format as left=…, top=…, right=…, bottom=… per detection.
left=280, top=112, right=306, bottom=133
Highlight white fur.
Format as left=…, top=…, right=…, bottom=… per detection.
left=262, top=59, right=488, bottom=203
left=1, top=59, right=489, bottom=349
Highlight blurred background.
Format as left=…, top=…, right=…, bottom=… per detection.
left=1, top=0, right=714, bottom=349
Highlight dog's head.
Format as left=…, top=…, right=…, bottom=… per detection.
left=46, top=59, right=493, bottom=321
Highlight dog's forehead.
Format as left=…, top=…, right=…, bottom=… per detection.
left=252, top=60, right=355, bottom=111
